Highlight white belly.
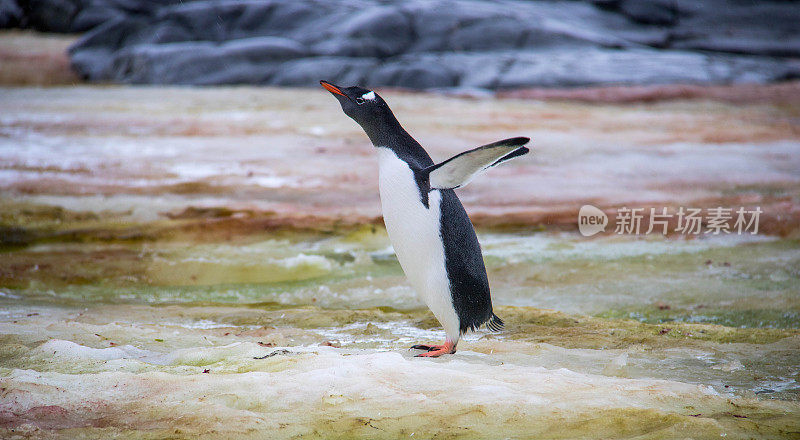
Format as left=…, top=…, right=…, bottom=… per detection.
left=376, top=147, right=461, bottom=341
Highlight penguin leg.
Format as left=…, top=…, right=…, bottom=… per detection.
left=412, top=340, right=456, bottom=357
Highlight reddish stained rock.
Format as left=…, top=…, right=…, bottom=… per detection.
left=1, top=84, right=798, bottom=238
left=0, top=405, right=87, bottom=430
left=498, top=81, right=800, bottom=105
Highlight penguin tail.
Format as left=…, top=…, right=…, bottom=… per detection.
left=486, top=313, right=504, bottom=332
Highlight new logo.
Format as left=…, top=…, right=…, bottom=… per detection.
left=578, top=205, right=608, bottom=237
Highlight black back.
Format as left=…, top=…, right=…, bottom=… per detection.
left=439, top=189, right=495, bottom=333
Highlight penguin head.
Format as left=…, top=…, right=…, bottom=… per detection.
left=320, top=80, right=390, bottom=129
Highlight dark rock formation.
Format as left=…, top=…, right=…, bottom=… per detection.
left=2, top=0, right=187, bottom=32
left=0, top=0, right=23, bottom=28
left=5, top=0, right=800, bottom=88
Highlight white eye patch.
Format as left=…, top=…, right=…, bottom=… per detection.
left=361, top=91, right=376, bottom=101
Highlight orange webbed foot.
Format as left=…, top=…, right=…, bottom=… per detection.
left=411, top=341, right=456, bottom=357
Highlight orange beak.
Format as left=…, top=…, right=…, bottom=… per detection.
left=320, top=80, right=346, bottom=97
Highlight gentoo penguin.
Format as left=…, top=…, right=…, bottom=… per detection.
left=321, top=80, right=530, bottom=357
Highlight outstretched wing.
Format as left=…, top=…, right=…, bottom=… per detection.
left=422, top=137, right=530, bottom=190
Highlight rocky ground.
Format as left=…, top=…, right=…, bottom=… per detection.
left=1, top=80, right=799, bottom=438
left=0, top=30, right=78, bottom=85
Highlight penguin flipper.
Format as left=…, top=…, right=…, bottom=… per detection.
left=423, top=137, right=530, bottom=190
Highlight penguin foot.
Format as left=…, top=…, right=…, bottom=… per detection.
left=411, top=341, right=456, bottom=357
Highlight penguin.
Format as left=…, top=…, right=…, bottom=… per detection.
left=321, top=80, right=530, bottom=357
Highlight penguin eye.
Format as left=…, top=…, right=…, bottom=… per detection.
left=355, top=97, right=365, bottom=105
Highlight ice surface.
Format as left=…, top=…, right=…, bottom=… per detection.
left=3, top=336, right=798, bottom=438
left=1, top=233, right=798, bottom=437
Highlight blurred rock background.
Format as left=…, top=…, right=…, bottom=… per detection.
left=2, top=0, right=799, bottom=88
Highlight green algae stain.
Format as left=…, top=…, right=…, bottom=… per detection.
left=1, top=200, right=799, bottom=429
left=599, top=306, right=800, bottom=329
left=497, top=306, right=799, bottom=347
